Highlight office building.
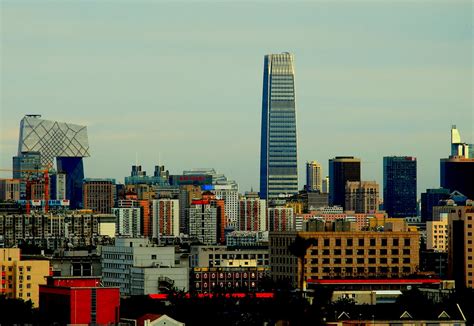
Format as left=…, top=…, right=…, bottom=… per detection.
left=12, top=151, right=42, bottom=200
left=259, top=52, right=298, bottom=200
left=447, top=206, right=474, bottom=288
left=345, top=181, right=379, bottom=214
left=226, top=231, right=269, bottom=247
left=440, top=157, right=474, bottom=200
left=49, top=173, right=66, bottom=200
left=113, top=207, right=141, bottom=237
left=306, top=161, right=322, bottom=192
left=39, top=277, right=120, bottom=325
left=239, top=197, right=266, bottom=231
left=329, top=157, right=361, bottom=208
left=420, top=188, right=451, bottom=222
left=83, top=178, right=115, bottom=214
left=17, top=115, right=90, bottom=208
left=102, top=238, right=189, bottom=296
left=267, top=207, right=295, bottom=231
left=152, top=199, right=180, bottom=238
left=0, top=179, right=20, bottom=201
left=270, top=225, right=420, bottom=289
left=125, top=165, right=170, bottom=187
left=383, top=156, right=417, bottom=218
left=0, top=248, right=50, bottom=307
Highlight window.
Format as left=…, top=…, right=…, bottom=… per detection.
left=404, top=238, right=410, bottom=246
left=393, top=239, right=399, bottom=246
left=345, top=249, right=353, bottom=255
left=369, top=249, right=376, bottom=255
left=151, top=255, right=157, bottom=260
left=370, top=239, right=376, bottom=246
left=358, top=239, right=364, bottom=246
left=403, top=249, right=410, bottom=255
left=335, top=238, right=341, bottom=247
left=392, top=249, right=399, bottom=255
left=381, top=239, right=387, bottom=246
left=346, top=238, right=353, bottom=246
left=324, top=239, right=330, bottom=246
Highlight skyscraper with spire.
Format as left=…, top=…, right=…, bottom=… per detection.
left=259, top=52, right=298, bottom=200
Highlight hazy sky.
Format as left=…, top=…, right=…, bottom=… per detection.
left=1, top=1, right=472, bottom=196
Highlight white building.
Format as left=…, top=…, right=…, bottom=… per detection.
left=213, top=184, right=239, bottom=228
left=102, top=238, right=188, bottom=296
left=113, top=207, right=141, bottom=237
left=152, top=199, right=180, bottom=238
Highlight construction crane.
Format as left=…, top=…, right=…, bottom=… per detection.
left=0, top=166, right=51, bottom=214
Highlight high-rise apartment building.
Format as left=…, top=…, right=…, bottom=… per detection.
left=426, top=214, right=448, bottom=252
left=178, top=185, right=202, bottom=235
left=345, top=181, right=379, bottom=214
left=447, top=206, right=474, bottom=288
left=83, top=178, right=115, bottom=214
left=152, top=199, right=180, bottom=238
left=383, top=156, right=417, bottom=218
left=239, top=197, right=267, bottom=232
left=329, top=157, right=361, bottom=209
left=212, top=184, right=239, bottom=228
left=260, top=52, right=298, bottom=200
left=12, top=151, right=41, bottom=200
left=188, top=200, right=219, bottom=245
left=17, top=115, right=90, bottom=208
left=113, top=207, right=141, bottom=237
left=306, top=161, right=322, bottom=192
left=267, top=207, right=295, bottom=232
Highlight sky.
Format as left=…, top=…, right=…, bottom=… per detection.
left=0, top=0, right=472, bottom=196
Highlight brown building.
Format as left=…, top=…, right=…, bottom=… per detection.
left=345, top=181, right=379, bottom=214
left=83, top=178, right=115, bottom=214
left=270, top=224, right=420, bottom=289
left=0, top=179, right=21, bottom=201
left=447, top=205, right=474, bottom=288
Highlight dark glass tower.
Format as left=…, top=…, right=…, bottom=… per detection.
left=440, top=157, right=474, bottom=200
left=420, top=188, right=450, bottom=222
left=259, top=53, right=298, bottom=200
left=328, top=156, right=361, bottom=208
left=56, top=157, right=84, bottom=209
left=383, top=156, right=417, bottom=218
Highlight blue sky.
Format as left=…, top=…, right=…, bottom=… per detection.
left=1, top=1, right=472, bottom=195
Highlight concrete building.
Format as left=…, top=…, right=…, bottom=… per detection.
left=113, top=207, right=142, bottom=237
left=0, top=248, right=50, bottom=307
left=345, top=181, right=379, bottom=214
left=329, top=157, right=361, bottom=209
left=306, top=161, right=322, bottom=192
left=152, top=199, right=180, bottom=238
left=239, top=197, right=266, bottom=231
left=267, top=207, right=295, bottom=231
left=0, top=179, right=20, bottom=201
left=426, top=214, right=448, bottom=252
left=83, top=178, right=115, bottom=214
left=102, top=238, right=189, bottom=296
left=178, top=185, right=202, bottom=235
left=447, top=206, right=474, bottom=288
left=270, top=225, right=420, bottom=289
left=51, top=250, right=102, bottom=277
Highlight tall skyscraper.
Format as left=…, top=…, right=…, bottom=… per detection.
left=260, top=52, right=298, bottom=200
left=383, top=156, right=417, bottom=218
left=328, top=156, right=361, bottom=209
left=17, top=115, right=90, bottom=208
left=306, top=161, right=322, bottom=192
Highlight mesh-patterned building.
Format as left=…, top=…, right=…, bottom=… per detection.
left=16, top=115, right=90, bottom=208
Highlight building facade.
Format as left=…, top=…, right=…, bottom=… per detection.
left=113, top=207, right=141, bottom=237
left=0, top=179, right=20, bottom=201
left=440, top=157, right=474, bottom=200
left=0, top=248, right=50, bottom=307
left=238, top=198, right=267, bottom=232
left=383, top=156, right=417, bottom=218
left=345, top=181, right=379, bottom=214
left=329, top=157, right=361, bottom=209
left=306, top=161, right=322, bottom=192
left=426, top=214, right=448, bottom=252
left=152, top=199, right=180, bottom=238
left=260, top=52, right=298, bottom=200
left=83, top=178, right=115, bottom=214
left=421, top=188, right=451, bottom=222
left=267, top=207, right=295, bottom=231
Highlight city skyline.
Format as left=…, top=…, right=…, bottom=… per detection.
left=1, top=1, right=472, bottom=195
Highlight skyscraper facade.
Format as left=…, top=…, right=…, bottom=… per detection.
left=328, top=157, right=361, bottom=209
left=306, top=161, right=322, bottom=192
left=383, top=156, right=417, bottom=218
left=345, top=181, right=379, bottom=214
left=440, top=157, right=474, bottom=200
left=260, top=53, right=298, bottom=200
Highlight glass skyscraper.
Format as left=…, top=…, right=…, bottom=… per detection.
left=383, top=156, right=417, bottom=218
left=259, top=53, right=298, bottom=200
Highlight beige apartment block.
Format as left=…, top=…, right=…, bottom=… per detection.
left=426, top=214, right=448, bottom=252
left=0, top=248, right=50, bottom=307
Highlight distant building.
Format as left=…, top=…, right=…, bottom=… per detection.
left=50, top=173, right=66, bottom=200
left=329, top=157, right=361, bottom=209
left=12, top=151, right=41, bottom=200
left=345, top=181, right=379, bottom=214
left=226, top=231, right=269, bottom=247
left=259, top=53, right=298, bottom=200
left=188, top=197, right=226, bottom=245
left=83, top=178, right=115, bottom=214
left=125, top=165, right=169, bottom=186
left=306, top=161, right=322, bottom=192
left=426, top=214, right=448, bottom=252
left=451, top=125, right=472, bottom=158
left=420, top=188, right=451, bottom=222
left=212, top=184, right=239, bottom=228
left=102, top=238, right=189, bottom=296
left=440, top=156, right=474, bottom=200
left=113, top=207, right=141, bottom=237
left=267, top=207, right=295, bottom=231
left=239, top=197, right=266, bottom=231
left=178, top=185, right=202, bottom=235
left=152, top=199, right=180, bottom=238
left=0, top=248, right=50, bottom=307
left=39, top=277, right=120, bottom=325
left=447, top=206, right=474, bottom=288
left=0, top=179, right=20, bottom=201
left=383, top=156, right=417, bottom=218
left=322, top=176, right=330, bottom=194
